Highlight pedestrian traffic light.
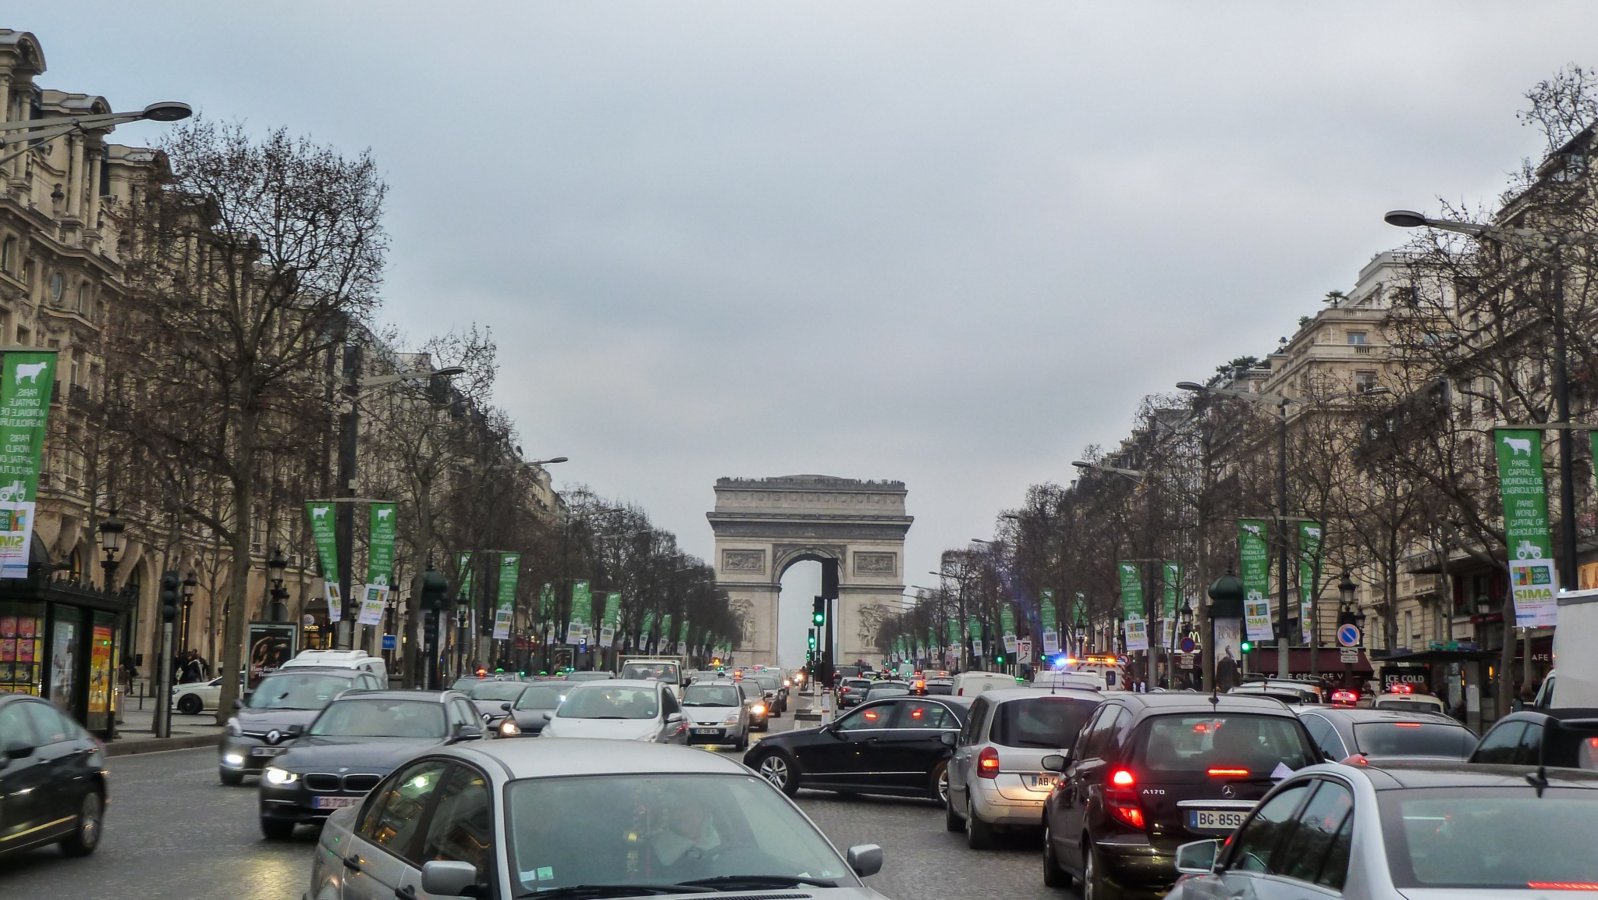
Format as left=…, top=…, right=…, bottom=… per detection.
left=420, top=564, right=449, bottom=610
left=812, top=596, right=826, bottom=627
left=994, top=653, right=1005, bottom=665
left=1239, top=639, right=1254, bottom=653
left=160, top=570, right=181, bottom=622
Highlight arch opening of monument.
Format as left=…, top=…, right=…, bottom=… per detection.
left=707, top=475, right=911, bottom=668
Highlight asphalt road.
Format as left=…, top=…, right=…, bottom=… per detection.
left=0, top=711, right=1077, bottom=900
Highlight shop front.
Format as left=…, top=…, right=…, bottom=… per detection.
left=1243, top=646, right=1374, bottom=686
left=0, top=576, right=129, bottom=741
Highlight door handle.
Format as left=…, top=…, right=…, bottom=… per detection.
left=342, top=853, right=363, bottom=872
left=395, top=886, right=417, bottom=900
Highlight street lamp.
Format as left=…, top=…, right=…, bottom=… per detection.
left=1385, top=209, right=1578, bottom=592
left=267, top=547, right=289, bottom=623
left=0, top=100, right=192, bottom=167
left=1071, top=460, right=1146, bottom=482
left=97, top=511, right=126, bottom=590
left=181, top=571, right=198, bottom=653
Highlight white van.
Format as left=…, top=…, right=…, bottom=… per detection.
left=279, top=649, right=389, bottom=685
left=1032, top=670, right=1104, bottom=691
left=951, top=671, right=1018, bottom=697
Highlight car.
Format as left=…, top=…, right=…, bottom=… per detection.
left=1369, top=690, right=1448, bottom=715
left=279, top=648, right=388, bottom=683
left=1033, top=670, right=1105, bottom=691
left=492, top=682, right=567, bottom=737
left=744, top=695, right=972, bottom=802
left=862, top=680, right=911, bottom=703
left=921, top=678, right=955, bottom=695
left=257, top=689, right=486, bottom=839
left=835, top=677, right=873, bottom=708
left=1228, top=678, right=1325, bottom=705
left=539, top=678, right=689, bottom=744
left=170, top=671, right=244, bottom=715
left=741, top=681, right=771, bottom=732
left=1328, top=687, right=1360, bottom=708
left=951, top=670, right=1019, bottom=697
left=564, top=670, right=617, bottom=682
left=1166, top=759, right=1598, bottom=899
left=1469, top=707, right=1598, bottom=768
left=946, top=687, right=1104, bottom=849
left=0, top=693, right=107, bottom=860
left=305, top=739, right=890, bottom=900
left=218, top=665, right=384, bottom=784
left=679, top=680, right=751, bottom=750
left=1297, top=707, right=1478, bottom=762
left=1041, top=693, right=1321, bottom=896
left=750, top=673, right=786, bottom=716
left=464, top=678, right=531, bottom=727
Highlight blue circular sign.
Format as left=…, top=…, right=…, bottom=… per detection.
left=1179, top=637, right=1197, bottom=653
left=1337, top=624, right=1361, bottom=647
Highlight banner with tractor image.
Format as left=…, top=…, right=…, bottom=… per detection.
left=1496, top=429, right=1557, bottom=627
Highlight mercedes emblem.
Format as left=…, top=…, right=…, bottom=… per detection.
left=1221, top=784, right=1237, bottom=799
left=265, top=730, right=281, bottom=745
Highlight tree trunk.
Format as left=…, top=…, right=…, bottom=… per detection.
left=402, top=484, right=434, bottom=688
left=215, top=419, right=257, bottom=724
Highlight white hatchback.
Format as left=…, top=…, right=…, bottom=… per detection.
left=539, top=679, right=690, bottom=744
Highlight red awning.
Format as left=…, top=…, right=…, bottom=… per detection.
left=1246, top=647, right=1373, bottom=675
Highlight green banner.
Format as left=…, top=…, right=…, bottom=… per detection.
left=966, top=615, right=981, bottom=644
left=1162, top=561, right=1180, bottom=617
left=1040, top=589, right=1056, bottom=632
left=1299, top=522, right=1322, bottom=644
left=1497, top=429, right=1558, bottom=627
left=570, top=580, right=592, bottom=629
left=945, top=619, right=959, bottom=646
left=457, top=552, right=473, bottom=602
left=604, top=592, right=620, bottom=628
left=1118, top=561, right=1143, bottom=619
left=305, top=501, right=340, bottom=620
left=493, top=553, right=520, bottom=640
left=367, top=502, right=396, bottom=586
left=999, top=604, right=1016, bottom=638
left=661, top=614, right=673, bottom=647
left=0, top=351, right=54, bottom=578
left=1239, top=519, right=1272, bottom=642
left=1074, top=592, right=1087, bottom=626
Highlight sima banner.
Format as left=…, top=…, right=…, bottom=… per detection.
left=1239, top=519, right=1273, bottom=643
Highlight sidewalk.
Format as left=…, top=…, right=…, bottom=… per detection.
left=106, top=691, right=227, bottom=758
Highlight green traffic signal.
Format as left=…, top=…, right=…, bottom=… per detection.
left=1240, top=640, right=1254, bottom=653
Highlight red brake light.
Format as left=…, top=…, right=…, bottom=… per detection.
left=1104, top=768, right=1144, bottom=829
left=840, top=686, right=850, bottom=693
left=1110, top=768, right=1135, bottom=788
left=978, top=746, right=1000, bottom=778
left=1392, top=722, right=1422, bottom=728
left=1207, top=767, right=1250, bottom=777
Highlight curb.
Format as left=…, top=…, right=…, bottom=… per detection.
left=105, top=733, right=220, bottom=758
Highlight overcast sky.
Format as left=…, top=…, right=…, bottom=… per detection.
left=17, top=3, right=1598, bottom=659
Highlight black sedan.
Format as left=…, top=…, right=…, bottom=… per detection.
left=465, top=679, right=531, bottom=727
left=258, top=689, right=485, bottom=839
left=493, top=682, right=567, bottom=737
left=0, top=693, right=107, bottom=859
left=744, top=695, right=972, bottom=803
left=1297, top=707, right=1478, bottom=762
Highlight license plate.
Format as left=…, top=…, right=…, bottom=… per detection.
left=250, top=746, right=287, bottom=757
left=1187, top=809, right=1248, bottom=833
left=313, top=796, right=360, bottom=810
left=1027, top=774, right=1057, bottom=789
left=692, top=728, right=720, bottom=735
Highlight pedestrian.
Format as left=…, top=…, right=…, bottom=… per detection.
left=183, top=651, right=204, bottom=684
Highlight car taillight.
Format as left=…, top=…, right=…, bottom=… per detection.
left=977, top=746, right=1000, bottom=779
left=1104, top=767, right=1144, bottom=830
left=840, top=686, right=850, bottom=693
left=1393, top=722, right=1422, bottom=728
left=1206, top=767, right=1250, bottom=777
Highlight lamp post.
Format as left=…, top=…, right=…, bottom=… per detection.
left=97, top=512, right=127, bottom=741
left=180, top=571, right=197, bottom=655
left=267, top=547, right=289, bottom=623
left=1385, top=209, right=1580, bottom=593
left=0, top=100, right=192, bottom=167
left=1337, top=571, right=1362, bottom=690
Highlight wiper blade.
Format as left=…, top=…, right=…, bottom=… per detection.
left=676, top=875, right=839, bottom=889
left=516, top=883, right=689, bottom=898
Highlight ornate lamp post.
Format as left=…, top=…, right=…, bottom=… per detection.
left=180, top=572, right=198, bottom=654
left=268, top=547, right=289, bottom=622
left=98, top=511, right=127, bottom=742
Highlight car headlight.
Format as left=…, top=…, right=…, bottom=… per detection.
left=721, top=714, right=741, bottom=726
left=263, top=766, right=299, bottom=786
left=226, top=717, right=242, bottom=737
left=499, top=719, right=521, bottom=737
left=752, top=703, right=766, bottom=715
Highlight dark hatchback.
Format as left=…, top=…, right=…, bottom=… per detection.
left=0, top=694, right=107, bottom=859
left=218, top=666, right=384, bottom=784
left=1297, top=707, right=1477, bottom=762
left=1041, top=693, right=1320, bottom=897
left=257, top=689, right=485, bottom=839
left=1469, top=707, right=1598, bottom=768
left=744, top=695, right=972, bottom=803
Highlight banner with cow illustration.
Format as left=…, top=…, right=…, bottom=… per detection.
left=1299, top=521, right=1322, bottom=645
left=569, top=580, right=591, bottom=644
left=493, top=553, right=519, bottom=641
left=1496, top=428, right=1558, bottom=627
left=600, top=592, right=620, bottom=647
left=306, top=501, right=340, bottom=622
left=999, top=603, right=1018, bottom=655
left=1040, top=589, right=1059, bottom=655
left=1239, top=519, right=1273, bottom=643
left=0, top=351, right=57, bottom=580
left=1118, top=561, right=1147, bottom=651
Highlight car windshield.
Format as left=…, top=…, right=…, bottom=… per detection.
left=470, top=681, right=529, bottom=702
left=506, top=773, right=851, bottom=893
left=990, top=696, right=1100, bottom=749
left=514, top=685, right=566, bottom=710
left=565, top=672, right=614, bottom=682
left=308, top=698, right=446, bottom=738
left=683, top=684, right=741, bottom=707
left=245, top=673, right=352, bottom=710
left=1382, top=787, right=1598, bottom=888
left=753, top=677, right=778, bottom=690
left=621, top=663, right=680, bottom=683
left=1138, top=714, right=1318, bottom=775
left=1352, top=721, right=1477, bottom=758
left=557, top=685, right=659, bottom=719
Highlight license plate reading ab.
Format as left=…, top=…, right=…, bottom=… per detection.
left=1028, top=774, right=1057, bottom=789
left=313, top=796, right=360, bottom=810
left=1188, top=809, right=1247, bottom=833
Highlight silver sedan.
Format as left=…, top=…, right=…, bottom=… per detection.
left=306, top=739, right=891, bottom=899
left=1167, top=760, right=1598, bottom=899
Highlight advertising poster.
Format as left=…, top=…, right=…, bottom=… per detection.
left=1497, top=429, right=1559, bottom=627
left=358, top=584, right=387, bottom=626
left=1123, top=617, right=1149, bottom=652
left=88, top=625, right=113, bottom=715
left=999, top=603, right=1019, bottom=655
left=247, top=622, right=298, bottom=689
left=1040, top=589, right=1059, bottom=655
left=50, top=618, right=75, bottom=708
left=495, top=553, right=521, bottom=641
left=599, top=592, right=620, bottom=648
left=0, top=351, right=57, bottom=579
left=1239, top=519, right=1274, bottom=642
left=1299, top=521, right=1323, bottom=645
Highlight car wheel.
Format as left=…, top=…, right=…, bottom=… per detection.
left=177, top=693, right=203, bottom=715
left=965, top=797, right=995, bottom=850
left=735, top=731, right=749, bottom=752
left=755, top=750, right=799, bottom=796
left=260, top=817, right=296, bottom=841
left=930, top=760, right=950, bottom=807
left=945, top=789, right=964, bottom=832
left=1083, top=840, right=1118, bottom=900
left=1043, top=822, right=1071, bottom=888
left=59, top=791, right=103, bottom=857
left=219, top=768, right=245, bottom=786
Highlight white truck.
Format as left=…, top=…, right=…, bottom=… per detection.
left=1535, top=587, right=1598, bottom=708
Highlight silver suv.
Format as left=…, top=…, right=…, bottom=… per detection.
left=945, top=687, right=1104, bottom=849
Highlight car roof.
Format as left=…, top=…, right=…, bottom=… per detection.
left=1112, top=692, right=1304, bottom=716
left=333, top=689, right=464, bottom=702
left=453, top=737, right=754, bottom=779
left=566, top=678, right=661, bottom=690
left=977, top=686, right=1102, bottom=702
left=1495, top=708, right=1598, bottom=726
left=1322, top=758, right=1598, bottom=791
left=259, top=665, right=363, bottom=676
left=1301, top=708, right=1465, bottom=725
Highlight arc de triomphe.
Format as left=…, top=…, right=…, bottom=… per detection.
left=707, top=475, right=912, bottom=667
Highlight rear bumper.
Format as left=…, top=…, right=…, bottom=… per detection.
left=968, top=779, right=1046, bottom=826
left=1095, top=837, right=1175, bottom=893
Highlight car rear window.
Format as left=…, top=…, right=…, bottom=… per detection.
left=988, top=696, right=1099, bottom=749
left=1137, top=714, right=1317, bottom=775
left=1351, top=721, right=1477, bottom=758
left=1382, top=787, right=1598, bottom=889
left=844, top=679, right=872, bottom=690
left=1545, top=725, right=1598, bottom=769
left=1373, top=699, right=1445, bottom=714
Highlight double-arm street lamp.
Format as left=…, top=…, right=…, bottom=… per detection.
left=0, top=100, right=192, bottom=167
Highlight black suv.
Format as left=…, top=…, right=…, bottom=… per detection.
left=1041, top=693, right=1320, bottom=897
left=1469, top=707, right=1598, bottom=768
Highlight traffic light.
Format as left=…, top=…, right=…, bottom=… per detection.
left=812, top=596, right=826, bottom=627
left=994, top=653, right=1005, bottom=665
left=160, top=570, right=181, bottom=622
left=807, top=630, right=817, bottom=651
left=420, top=565, right=449, bottom=610
left=1239, top=639, right=1254, bottom=653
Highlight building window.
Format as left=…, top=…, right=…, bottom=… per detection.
left=1355, top=370, right=1378, bottom=393
left=47, top=272, right=64, bottom=306
left=0, top=236, right=14, bottom=274
left=1346, top=331, right=1368, bottom=345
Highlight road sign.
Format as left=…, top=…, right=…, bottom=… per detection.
left=1339, top=648, right=1359, bottom=664
left=1018, top=638, right=1033, bottom=665
left=1336, top=624, right=1362, bottom=648
left=1179, top=637, right=1197, bottom=653
left=382, top=634, right=397, bottom=650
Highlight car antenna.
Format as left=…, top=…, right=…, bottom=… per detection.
left=1526, top=765, right=1550, bottom=798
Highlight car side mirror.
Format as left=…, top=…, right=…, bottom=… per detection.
left=501, top=702, right=513, bottom=712
left=939, top=731, right=957, bottom=747
left=420, top=859, right=480, bottom=896
left=845, top=843, right=883, bottom=878
left=285, top=724, right=304, bottom=737
left=1174, top=839, right=1221, bottom=875
left=666, top=712, right=685, bottom=724
left=452, top=723, right=485, bottom=743
left=540, top=711, right=552, bottom=721
left=1041, top=752, right=1071, bottom=772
